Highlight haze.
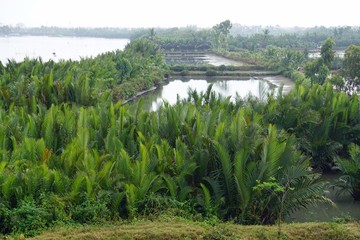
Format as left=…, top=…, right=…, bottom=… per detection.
left=0, top=0, right=359, bottom=28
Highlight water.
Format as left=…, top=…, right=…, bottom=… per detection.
left=308, top=50, right=345, bottom=59
left=132, top=77, right=281, bottom=111
left=289, top=193, right=360, bottom=223
left=288, top=173, right=360, bottom=222
left=165, top=53, right=246, bottom=66
left=0, top=36, right=129, bottom=63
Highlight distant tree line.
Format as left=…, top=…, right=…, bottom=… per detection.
left=0, top=26, right=134, bottom=39
left=132, top=24, right=360, bottom=51
left=2, top=24, right=360, bottom=49
left=229, top=27, right=360, bottom=50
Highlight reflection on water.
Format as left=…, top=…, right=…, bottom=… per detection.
left=288, top=193, right=360, bottom=222
left=288, top=173, right=360, bottom=222
left=133, top=77, right=276, bottom=111
left=151, top=78, right=273, bottom=111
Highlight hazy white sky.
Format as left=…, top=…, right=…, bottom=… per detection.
left=0, top=0, right=359, bottom=28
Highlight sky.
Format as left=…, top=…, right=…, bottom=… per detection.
left=0, top=0, right=359, bottom=28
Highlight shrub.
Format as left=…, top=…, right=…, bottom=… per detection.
left=0, top=203, right=12, bottom=234
left=206, top=70, right=217, bottom=76
left=71, top=197, right=111, bottom=224
left=180, top=69, right=189, bottom=76
left=11, top=197, right=51, bottom=237
left=218, top=65, right=227, bottom=71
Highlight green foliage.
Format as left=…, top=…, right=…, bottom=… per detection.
left=2, top=40, right=360, bottom=235
left=304, top=58, right=329, bottom=85
left=327, top=74, right=345, bottom=91
left=321, top=38, right=336, bottom=69
left=0, top=203, right=12, bottom=234
left=335, top=144, right=360, bottom=200
left=342, top=45, right=360, bottom=93
left=11, top=197, right=51, bottom=237
left=71, top=195, right=111, bottom=224
left=0, top=39, right=167, bottom=108
left=206, top=70, right=217, bottom=76
left=212, top=20, right=232, bottom=51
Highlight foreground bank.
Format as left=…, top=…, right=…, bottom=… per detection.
left=28, top=217, right=360, bottom=240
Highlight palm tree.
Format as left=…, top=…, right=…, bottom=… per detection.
left=335, top=143, right=360, bottom=200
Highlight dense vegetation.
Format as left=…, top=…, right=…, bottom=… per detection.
left=1, top=66, right=360, bottom=236
left=130, top=23, right=360, bottom=52
left=1, top=24, right=360, bottom=238
left=0, top=38, right=167, bottom=105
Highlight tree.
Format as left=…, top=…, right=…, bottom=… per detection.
left=320, top=38, right=335, bottom=69
left=304, top=58, right=329, bottom=85
left=211, top=20, right=232, bottom=51
left=263, top=29, right=270, bottom=47
left=116, top=58, right=132, bottom=83
left=148, top=28, right=156, bottom=40
left=215, top=20, right=232, bottom=36
left=342, top=45, right=360, bottom=93
left=335, top=143, right=360, bottom=200
left=327, top=74, right=345, bottom=91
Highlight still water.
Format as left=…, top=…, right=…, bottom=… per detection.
left=288, top=173, right=360, bottom=222
left=0, top=36, right=129, bottom=63
left=132, top=76, right=290, bottom=111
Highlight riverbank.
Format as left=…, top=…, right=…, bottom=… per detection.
left=263, top=75, right=295, bottom=94
left=27, top=217, right=360, bottom=240
left=121, top=86, right=158, bottom=105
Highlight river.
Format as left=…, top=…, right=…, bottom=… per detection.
left=0, top=36, right=129, bottom=63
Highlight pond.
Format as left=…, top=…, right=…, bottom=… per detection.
left=131, top=75, right=293, bottom=111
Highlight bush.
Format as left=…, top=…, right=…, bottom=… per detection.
left=206, top=70, right=217, bottom=76
left=171, top=65, right=186, bottom=72
left=0, top=203, right=12, bottom=234
left=199, top=66, right=209, bottom=71
left=71, top=197, right=111, bottom=224
left=218, top=65, right=227, bottom=71
left=11, top=197, right=51, bottom=237
left=180, top=69, right=189, bottom=76
left=39, top=193, right=71, bottom=224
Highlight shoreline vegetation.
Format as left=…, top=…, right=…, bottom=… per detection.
left=1, top=21, right=360, bottom=238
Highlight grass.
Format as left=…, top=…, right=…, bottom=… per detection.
left=18, top=216, right=360, bottom=240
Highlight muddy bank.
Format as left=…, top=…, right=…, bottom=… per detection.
left=165, top=51, right=249, bottom=66
left=202, top=54, right=247, bottom=66
left=121, top=86, right=158, bottom=105
left=263, top=75, right=295, bottom=94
